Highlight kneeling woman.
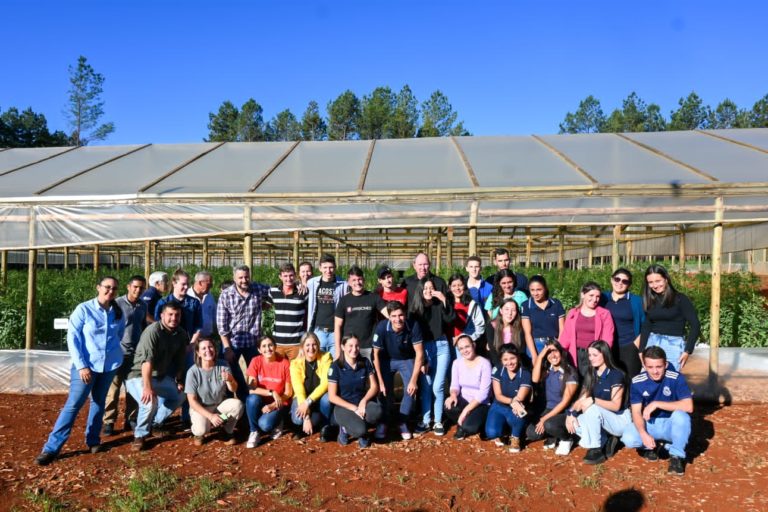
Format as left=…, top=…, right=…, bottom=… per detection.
left=444, top=335, right=493, bottom=440
left=484, top=345, right=532, bottom=453
left=245, top=336, right=292, bottom=448
left=290, top=333, right=333, bottom=439
left=328, top=335, right=383, bottom=448
left=185, top=338, right=244, bottom=446
left=566, top=340, right=630, bottom=465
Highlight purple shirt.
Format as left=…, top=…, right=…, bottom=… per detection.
left=450, top=356, right=492, bottom=404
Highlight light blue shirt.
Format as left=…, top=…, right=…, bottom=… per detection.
left=67, top=298, right=125, bottom=373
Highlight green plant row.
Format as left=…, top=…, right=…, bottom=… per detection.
left=1, top=263, right=766, bottom=349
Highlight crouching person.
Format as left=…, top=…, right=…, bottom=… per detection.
left=290, top=333, right=333, bottom=440
left=126, top=302, right=188, bottom=451
left=185, top=338, right=243, bottom=446
left=620, top=346, right=693, bottom=476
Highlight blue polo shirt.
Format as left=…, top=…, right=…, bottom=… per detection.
left=491, top=365, right=531, bottom=402
left=590, top=367, right=625, bottom=402
left=328, top=357, right=376, bottom=405
left=155, top=294, right=202, bottom=338
left=372, top=319, right=423, bottom=361
left=140, top=287, right=162, bottom=320
left=544, top=366, right=578, bottom=410
left=468, top=280, right=493, bottom=306
left=603, top=295, right=635, bottom=346
left=630, top=366, right=692, bottom=419
left=521, top=298, right=565, bottom=339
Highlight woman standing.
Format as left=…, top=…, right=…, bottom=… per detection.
left=35, top=277, right=125, bottom=465
left=409, top=279, right=455, bottom=436
left=328, top=335, right=383, bottom=448
left=447, top=274, right=486, bottom=352
left=641, top=265, right=700, bottom=370
left=245, top=336, right=292, bottom=448
left=566, top=340, right=630, bottom=465
left=486, top=298, right=525, bottom=367
left=601, top=268, right=645, bottom=378
left=484, top=345, right=532, bottom=453
left=521, top=275, right=565, bottom=360
left=559, top=282, right=615, bottom=377
left=484, top=270, right=527, bottom=320
left=185, top=338, right=244, bottom=446
left=444, top=335, right=493, bottom=440
left=290, top=333, right=333, bottom=440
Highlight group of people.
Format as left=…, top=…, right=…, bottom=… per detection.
left=35, top=248, right=700, bottom=476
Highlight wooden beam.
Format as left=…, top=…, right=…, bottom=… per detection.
left=616, top=133, right=719, bottom=182
left=678, top=225, right=686, bottom=271
left=243, top=206, right=253, bottom=269
left=144, top=241, right=151, bottom=281
left=450, top=136, right=480, bottom=187
left=249, top=141, right=301, bottom=192
left=1, top=250, right=6, bottom=287
left=557, top=228, right=565, bottom=269
left=357, top=140, right=376, bottom=192
left=612, top=225, right=622, bottom=271
left=446, top=227, right=454, bottom=267
left=532, top=135, right=599, bottom=185
left=139, top=142, right=225, bottom=192
left=25, top=249, right=37, bottom=350
left=292, top=231, right=300, bottom=269
left=63, top=246, right=69, bottom=270
left=468, top=202, right=478, bottom=256
left=93, top=245, right=100, bottom=274
left=709, top=196, right=724, bottom=380
left=202, top=238, right=209, bottom=268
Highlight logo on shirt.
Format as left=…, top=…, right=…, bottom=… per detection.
left=663, top=386, right=672, bottom=397
left=642, top=391, right=650, bottom=397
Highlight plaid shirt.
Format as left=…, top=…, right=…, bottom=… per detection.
left=216, top=282, right=272, bottom=349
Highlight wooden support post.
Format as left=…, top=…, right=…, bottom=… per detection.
left=698, top=255, right=702, bottom=270
left=587, top=243, right=594, bottom=269
left=292, top=231, right=300, bottom=270
left=727, top=252, right=732, bottom=273
left=626, top=240, right=633, bottom=265
left=154, top=242, right=160, bottom=269
left=435, top=231, right=442, bottom=271
left=93, top=245, right=100, bottom=274
left=748, top=250, right=754, bottom=273
left=202, top=238, right=209, bottom=268
left=191, top=248, right=196, bottom=266
left=709, top=197, right=724, bottom=380
left=43, top=250, right=48, bottom=270
left=63, top=247, right=69, bottom=270
left=1, top=250, right=6, bottom=287
left=335, top=230, right=340, bottom=264
left=468, top=202, right=478, bottom=256
left=612, top=225, right=621, bottom=271
left=447, top=227, right=454, bottom=268
left=525, top=228, right=532, bottom=268
left=144, top=241, right=151, bottom=280
left=116, top=250, right=121, bottom=271
left=26, top=249, right=37, bottom=350
left=317, top=233, right=324, bottom=262
left=557, top=229, right=565, bottom=269
left=243, top=206, right=253, bottom=269
left=678, top=225, right=686, bottom=271
left=75, top=251, right=80, bottom=269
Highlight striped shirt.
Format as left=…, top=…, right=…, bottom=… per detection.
left=269, top=286, right=308, bottom=346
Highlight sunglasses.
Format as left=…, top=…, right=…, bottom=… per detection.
left=612, top=277, right=631, bottom=285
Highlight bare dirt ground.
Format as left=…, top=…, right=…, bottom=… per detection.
left=2, top=394, right=767, bottom=512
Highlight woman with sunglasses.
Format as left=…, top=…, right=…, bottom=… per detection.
left=601, top=268, right=645, bottom=378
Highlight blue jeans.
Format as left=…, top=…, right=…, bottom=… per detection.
left=125, top=376, right=185, bottom=438
left=485, top=401, right=527, bottom=439
left=229, top=345, right=259, bottom=401
left=574, top=406, right=632, bottom=449
left=42, top=366, right=116, bottom=454
left=246, top=395, right=285, bottom=433
left=646, top=333, right=685, bottom=370
left=314, top=329, right=335, bottom=358
left=380, top=358, right=417, bottom=423
left=621, top=410, right=691, bottom=458
left=290, top=394, right=332, bottom=430
left=420, top=337, right=450, bottom=425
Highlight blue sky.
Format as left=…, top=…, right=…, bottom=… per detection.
left=4, top=0, right=767, bottom=144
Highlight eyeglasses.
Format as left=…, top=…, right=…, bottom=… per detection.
left=612, top=277, right=631, bottom=285
left=100, top=285, right=118, bottom=290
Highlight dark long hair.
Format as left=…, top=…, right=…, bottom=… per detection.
left=528, top=274, right=550, bottom=301
left=643, top=264, right=678, bottom=310
left=581, top=340, right=621, bottom=399
left=408, top=279, right=433, bottom=317
left=491, top=269, right=517, bottom=309
left=493, top=298, right=523, bottom=355
left=448, top=273, right=472, bottom=306
left=538, top=339, right=578, bottom=396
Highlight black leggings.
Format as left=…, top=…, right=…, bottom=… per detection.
left=445, top=397, right=489, bottom=435
left=617, top=343, right=642, bottom=379
left=333, top=401, right=384, bottom=438
left=525, top=408, right=569, bottom=442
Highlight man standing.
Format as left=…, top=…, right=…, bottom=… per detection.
left=334, top=266, right=387, bottom=361
left=125, top=302, right=188, bottom=451
left=270, top=263, right=308, bottom=360
left=465, top=256, right=493, bottom=306
left=103, top=275, right=147, bottom=435
left=307, top=254, right=348, bottom=357
left=620, top=346, right=694, bottom=476
left=376, top=266, right=407, bottom=305
left=485, top=248, right=528, bottom=294
left=140, top=271, right=168, bottom=324
left=154, top=270, right=202, bottom=345
left=402, top=252, right=448, bottom=309
left=187, top=271, right=216, bottom=339
left=217, top=265, right=272, bottom=400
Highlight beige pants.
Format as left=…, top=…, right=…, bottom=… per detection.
left=275, top=344, right=300, bottom=360
left=190, top=398, right=244, bottom=436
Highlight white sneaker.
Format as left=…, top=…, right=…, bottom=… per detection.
left=246, top=431, right=260, bottom=449
left=433, top=422, right=445, bottom=436
left=543, top=438, right=557, bottom=450
left=399, top=423, right=412, bottom=441
left=555, top=439, right=573, bottom=456
left=374, top=423, right=387, bottom=440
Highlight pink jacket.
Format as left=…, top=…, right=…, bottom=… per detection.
left=559, top=307, right=615, bottom=366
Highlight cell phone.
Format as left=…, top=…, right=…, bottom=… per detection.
left=219, top=413, right=229, bottom=421
left=517, top=409, right=527, bottom=418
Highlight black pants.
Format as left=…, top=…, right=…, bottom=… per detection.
left=333, top=401, right=384, bottom=438
left=525, top=408, right=569, bottom=442
left=445, top=397, right=489, bottom=435
left=617, top=343, right=642, bottom=379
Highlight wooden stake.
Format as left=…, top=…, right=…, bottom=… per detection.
left=93, top=245, right=100, bottom=274
left=678, top=225, right=686, bottom=271
left=468, top=202, right=478, bottom=256
left=144, top=241, right=151, bottom=281
left=446, top=227, right=454, bottom=268
left=557, top=229, right=565, bottom=269
left=202, top=238, right=209, bottom=268
left=292, top=231, right=300, bottom=270
left=612, top=225, right=621, bottom=271
left=1, top=250, right=6, bottom=287
left=709, top=196, right=724, bottom=379
left=525, top=228, right=532, bottom=268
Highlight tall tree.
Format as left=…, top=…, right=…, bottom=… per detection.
left=65, top=55, right=114, bottom=145
left=206, top=99, right=265, bottom=142
left=559, top=95, right=605, bottom=134
left=237, top=99, right=265, bottom=141
left=669, top=92, right=711, bottom=130
left=266, top=109, right=300, bottom=141
left=750, top=94, right=768, bottom=128
left=1, top=106, right=70, bottom=147
left=418, top=90, right=467, bottom=137
left=390, top=85, right=419, bottom=138
left=327, top=90, right=360, bottom=140
left=358, top=86, right=395, bottom=140
left=709, top=99, right=751, bottom=129
left=300, top=100, right=327, bottom=141
left=602, top=92, right=666, bottom=133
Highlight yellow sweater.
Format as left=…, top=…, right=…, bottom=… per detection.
left=290, top=351, right=333, bottom=403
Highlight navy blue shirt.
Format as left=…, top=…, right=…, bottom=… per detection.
left=521, top=298, right=565, bottom=339
left=155, top=294, right=202, bottom=338
left=328, top=357, right=376, bottom=405
left=372, top=319, right=423, bottom=361
left=140, top=287, right=162, bottom=320
left=603, top=295, right=635, bottom=346
left=544, top=366, right=578, bottom=410
left=468, top=280, right=493, bottom=306
left=590, top=367, right=625, bottom=402
left=630, top=365, right=692, bottom=419
left=491, top=365, right=532, bottom=402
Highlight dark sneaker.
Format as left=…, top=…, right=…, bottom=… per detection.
left=433, top=422, right=446, bottom=436
left=358, top=436, right=371, bottom=449
left=508, top=436, right=522, bottom=453
left=640, top=448, right=659, bottom=461
left=583, top=448, right=606, bottom=465
left=543, top=437, right=557, bottom=450
left=604, top=435, right=621, bottom=458
left=453, top=427, right=467, bottom=441
left=131, top=436, right=147, bottom=452
left=319, top=425, right=333, bottom=443
left=34, top=452, right=56, bottom=466
left=223, top=433, right=237, bottom=446
left=338, top=427, right=350, bottom=446
left=151, top=424, right=171, bottom=438
left=89, top=444, right=106, bottom=454
left=193, top=435, right=204, bottom=447
left=414, top=422, right=430, bottom=435
left=668, top=456, right=686, bottom=476
left=102, top=423, right=114, bottom=436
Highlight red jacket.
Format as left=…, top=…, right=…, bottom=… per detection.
left=559, top=307, right=615, bottom=366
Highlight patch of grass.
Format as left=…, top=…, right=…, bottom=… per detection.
left=270, top=478, right=290, bottom=496
left=279, top=496, right=302, bottom=508
left=516, top=483, right=529, bottom=497
left=311, top=493, right=324, bottom=508
left=297, top=480, right=310, bottom=493
left=471, top=488, right=489, bottom=501
left=109, top=466, right=179, bottom=512
left=24, top=490, right=69, bottom=512
left=180, top=478, right=236, bottom=512
left=578, top=465, right=605, bottom=490
left=397, top=473, right=410, bottom=484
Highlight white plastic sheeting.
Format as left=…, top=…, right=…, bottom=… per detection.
left=0, top=350, right=71, bottom=394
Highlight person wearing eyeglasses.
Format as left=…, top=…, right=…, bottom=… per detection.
left=600, top=269, right=645, bottom=378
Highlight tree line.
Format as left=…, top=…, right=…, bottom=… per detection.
left=205, top=86, right=470, bottom=142
left=559, top=91, right=768, bottom=134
